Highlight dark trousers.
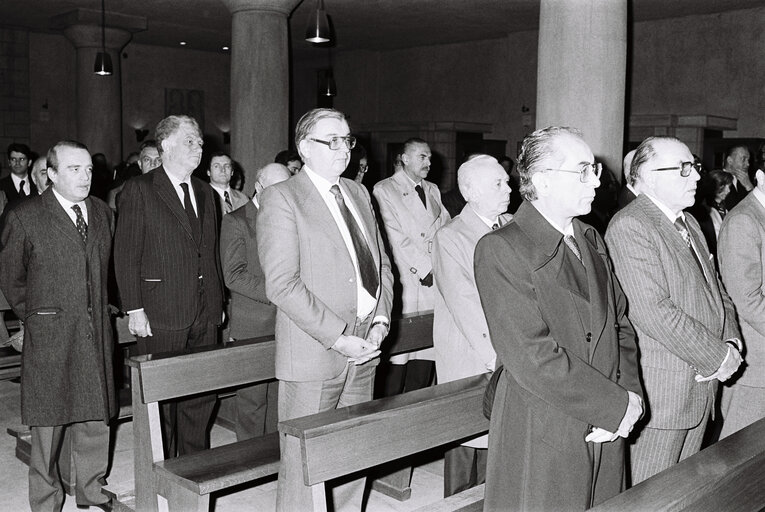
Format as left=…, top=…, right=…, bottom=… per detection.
left=135, top=299, right=217, bottom=458
left=444, top=445, right=488, bottom=497
left=29, top=421, right=110, bottom=511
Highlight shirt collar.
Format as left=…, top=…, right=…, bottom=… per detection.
left=210, top=184, right=231, bottom=195
left=251, top=194, right=260, bottom=209
left=753, top=187, right=765, bottom=210
left=51, top=186, right=84, bottom=212
left=643, top=191, right=685, bottom=223
left=303, top=165, right=339, bottom=195
left=11, top=173, right=28, bottom=187
left=165, top=169, right=191, bottom=189
left=404, top=173, right=421, bottom=188
left=470, top=204, right=498, bottom=229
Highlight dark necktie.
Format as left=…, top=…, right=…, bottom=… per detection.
left=71, top=204, right=87, bottom=244
left=18, top=179, right=26, bottom=197
left=415, top=184, right=426, bottom=208
left=330, top=185, right=379, bottom=297
left=563, top=235, right=582, bottom=263
left=713, top=202, right=727, bottom=220
left=224, top=190, right=233, bottom=213
left=180, top=182, right=200, bottom=242
left=673, top=217, right=705, bottom=279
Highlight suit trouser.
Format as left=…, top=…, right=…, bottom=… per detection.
left=235, top=379, right=279, bottom=441
left=630, top=398, right=712, bottom=484
left=135, top=297, right=217, bottom=458
left=720, top=382, right=765, bottom=439
left=443, top=445, right=487, bottom=497
left=29, top=421, right=109, bottom=512
left=276, top=316, right=375, bottom=512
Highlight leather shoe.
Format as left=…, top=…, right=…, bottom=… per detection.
left=77, top=499, right=113, bottom=511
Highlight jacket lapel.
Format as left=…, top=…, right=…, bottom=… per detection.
left=342, top=179, right=382, bottom=269
left=392, top=171, right=439, bottom=227
left=578, top=223, right=609, bottom=359
left=294, top=172, right=348, bottom=256
left=42, top=189, right=82, bottom=247
left=153, top=168, right=195, bottom=242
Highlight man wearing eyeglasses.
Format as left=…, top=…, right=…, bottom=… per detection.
left=2, top=143, right=38, bottom=206
left=474, top=126, right=643, bottom=511
left=257, top=108, right=393, bottom=512
left=606, top=135, right=742, bottom=484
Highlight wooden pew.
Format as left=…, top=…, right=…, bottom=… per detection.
left=278, top=373, right=489, bottom=511
left=113, top=311, right=436, bottom=512
left=590, top=415, right=765, bottom=512
left=125, top=335, right=277, bottom=512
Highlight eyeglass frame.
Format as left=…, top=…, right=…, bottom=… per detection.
left=543, top=162, right=603, bottom=183
left=309, top=136, right=357, bottom=151
left=650, top=161, right=701, bottom=178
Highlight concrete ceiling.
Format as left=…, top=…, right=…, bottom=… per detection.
left=1, top=0, right=761, bottom=57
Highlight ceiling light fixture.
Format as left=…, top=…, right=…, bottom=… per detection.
left=222, top=46, right=229, bottom=51
left=93, top=0, right=113, bottom=75
left=180, top=41, right=187, bottom=46
left=305, top=0, right=331, bottom=43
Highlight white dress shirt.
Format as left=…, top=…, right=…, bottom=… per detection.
left=11, top=173, right=31, bottom=196
left=165, top=171, right=198, bottom=215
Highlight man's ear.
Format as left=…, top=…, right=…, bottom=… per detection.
left=756, top=169, right=765, bottom=189
left=530, top=171, right=548, bottom=197
left=298, top=139, right=311, bottom=162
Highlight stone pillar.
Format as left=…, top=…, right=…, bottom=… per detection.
left=536, top=0, right=627, bottom=179
left=64, top=24, right=132, bottom=163
left=222, top=0, right=301, bottom=192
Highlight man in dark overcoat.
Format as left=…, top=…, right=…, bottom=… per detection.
left=0, top=140, right=116, bottom=511
left=474, top=127, right=644, bottom=511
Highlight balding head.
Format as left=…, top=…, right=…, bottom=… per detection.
left=457, top=155, right=511, bottom=219
left=254, top=163, right=291, bottom=195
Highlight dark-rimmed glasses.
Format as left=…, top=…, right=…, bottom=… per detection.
left=310, top=136, right=356, bottom=151
left=651, top=161, right=701, bottom=177
left=544, top=162, right=602, bottom=183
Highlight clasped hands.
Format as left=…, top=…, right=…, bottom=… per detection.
left=332, top=323, right=388, bottom=365
left=585, top=391, right=643, bottom=444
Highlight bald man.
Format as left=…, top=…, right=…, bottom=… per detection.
left=432, top=155, right=511, bottom=496
left=220, top=163, right=291, bottom=440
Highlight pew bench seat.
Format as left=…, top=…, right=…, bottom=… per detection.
left=151, top=431, right=280, bottom=511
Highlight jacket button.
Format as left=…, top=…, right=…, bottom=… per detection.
left=614, top=322, right=619, bottom=330
left=616, top=370, right=621, bottom=379
left=585, top=332, right=592, bottom=342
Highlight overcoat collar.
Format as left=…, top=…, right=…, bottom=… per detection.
left=390, top=170, right=442, bottom=221
left=42, top=188, right=106, bottom=258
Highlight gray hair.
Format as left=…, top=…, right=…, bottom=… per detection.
left=457, top=154, right=499, bottom=199
left=294, top=108, right=347, bottom=158
left=629, top=136, right=681, bottom=186
left=155, top=115, right=201, bottom=156
left=517, top=126, right=582, bottom=201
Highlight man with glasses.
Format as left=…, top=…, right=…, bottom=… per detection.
left=474, top=126, right=643, bottom=511
left=257, top=108, right=393, bottom=511
left=606, top=135, right=742, bottom=484
left=3, top=143, right=37, bottom=206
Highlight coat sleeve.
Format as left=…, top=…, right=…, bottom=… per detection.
left=718, top=211, right=765, bottom=338
left=256, top=186, right=346, bottom=348
left=0, top=209, right=29, bottom=318
left=475, top=232, right=629, bottom=432
left=220, top=211, right=269, bottom=304
left=113, top=179, right=146, bottom=313
left=373, top=183, right=434, bottom=278
left=605, top=214, right=729, bottom=376
left=432, top=227, right=495, bottom=367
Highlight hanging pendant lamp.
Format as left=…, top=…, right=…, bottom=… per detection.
left=305, top=0, right=331, bottom=43
left=93, top=0, right=113, bottom=75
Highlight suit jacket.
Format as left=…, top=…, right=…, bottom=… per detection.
left=372, top=170, right=450, bottom=314
left=0, top=174, right=37, bottom=207
left=0, top=190, right=7, bottom=311
left=0, top=189, right=116, bottom=426
left=257, top=171, right=393, bottom=382
left=113, top=167, right=224, bottom=331
left=220, top=200, right=276, bottom=339
left=213, top=187, right=249, bottom=216
left=724, top=176, right=749, bottom=210
left=718, top=193, right=765, bottom=387
left=432, top=206, right=509, bottom=449
left=606, top=193, right=740, bottom=429
left=475, top=201, right=641, bottom=511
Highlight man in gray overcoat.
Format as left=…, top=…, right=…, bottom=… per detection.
left=0, top=140, right=116, bottom=511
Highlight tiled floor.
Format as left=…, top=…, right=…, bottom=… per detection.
left=1, top=378, right=447, bottom=511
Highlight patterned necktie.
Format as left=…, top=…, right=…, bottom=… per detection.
left=224, top=190, right=233, bottom=213
left=563, top=235, right=582, bottom=263
left=415, top=184, right=427, bottom=208
left=713, top=202, right=727, bottom=220
left=180, top=182, right=200, bottom=242
left=673, top=217, right=705, bottom=279
left=492, top=218, right=503, bottom=231
left=71, top=204, right=87, bottom=244
left=18, top=179, right=26, bottom=197
left=330, top=185, right=379, bottom=297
